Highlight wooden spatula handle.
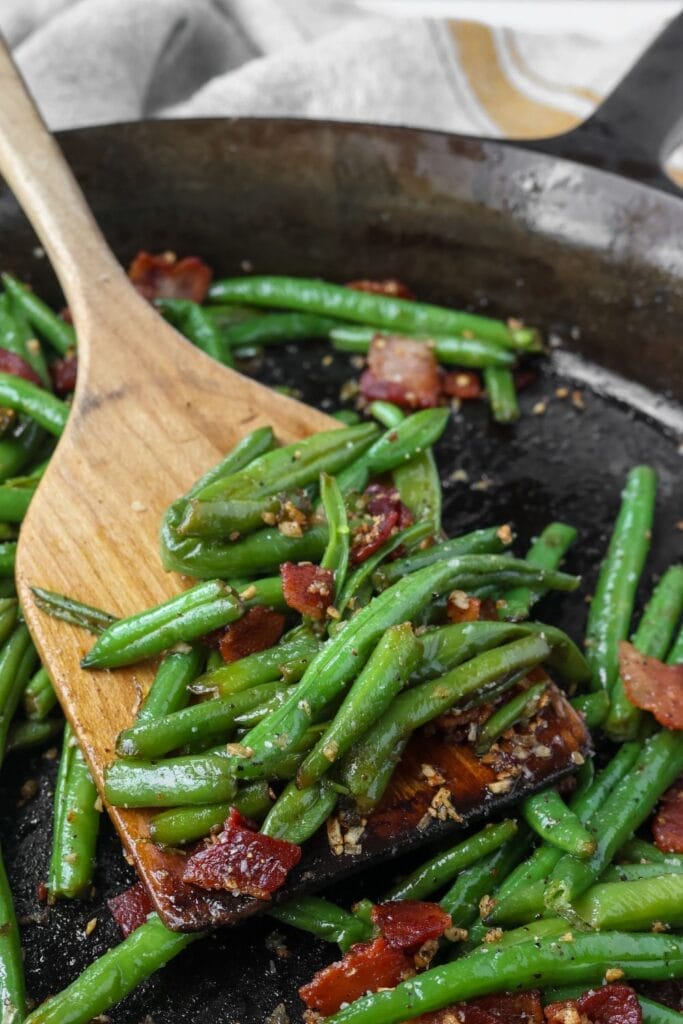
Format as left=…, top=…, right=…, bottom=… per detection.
left=0, top=37, right=128, bottom=321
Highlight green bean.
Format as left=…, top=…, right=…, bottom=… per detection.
left=156, top=297, right=233, bottom=366
left=82, top=580, right=243, bottom=669
left=23, top=913, right=197, bottom=1024
left=440, top=839, right=527, bottom=928
left=220, top=311, right=340, bottom=353
left=320, top=472, right=350, bottom=597
left=117, top=680, right=289, bottom=758
left=340, top=634, right=550, bottom=811
left=373, top=528, right=511, bottom=588
left=4, top=292, right=52, bottom=386
left=48, top=725, right=99, bottom=899
left=0, top=372, right=68, bottom=435
left=387, top=820, right=518, bottom=902
left=521, top=789, right=596, bottom=858
left=331, top=325, right=518, bottom=365
left=606, top=564, right=683, bottom=739
left=6, top=716, right=63, bottom=754
left=0, top=543, right=16, bottom=578
left=136, top=646, right=204, bottom=722
left=2, top=275, right=76, bottom=355
left=261, top=777, right=338, bottom=844
left=185, top=426, right=276, bottom=499
left=363, top=408, right=448, bottom=475
left=0, top=598, right=17, bottom=647
left=618, top=838, right=683, bottom=866
left=104, top=745, right=238, bottom=808
left=601, top=861, right=683, bottom=882
left=297, top=622, right=422, bottom=788
left=232, top=557, right=569, bottom=781
left=475, top=681, right=547, bottom=753
left=0, top=479, right=36, bottom=521
left=269, top=896, right=371, bottom=951
left=368, top=401, right=405, bottom=429
left=571, top=690, right=609, bottom=728
left=192, top=625, right=320, bottom=697
left=326, top=932, right=683, bottom=1024
left=0, top=580, right=15, bottom=599
left=0, top=625, right=38, bottom=763
left=149, top=781, right=273, bottom=846
left=502, top=522, right=578, bottom=620
left=570, top=874, right=683, bottom=930
left=331, top=409, right=361, bottom=426
left=31, top=587, right=117, bottom=634
left=336, top=521, right=433, bottom=616
left=545, top=730, right=683, bottom=921
left=0, top=421, right=44, bottom=484
left=667, top=621, right=683, bottom=664
left=24, top=666, right=56, bottom=720
left=178, top=493, right=293, bottom=538
left=483, top=366, right=519, bottom=424
left=586, top=466, right=657, bottom=691
left=639, top=996, right=683, bottom=1023
left=209, top=276, right=540, bottom=349
left=0, top=841, right=25, bottom=1023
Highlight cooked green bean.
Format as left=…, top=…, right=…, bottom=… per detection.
left=136, top=646, right=204, bottom=722
left=570, top=690, right=609, bottom=728
left=0, top=624, right=38, bottom=763
left=2, top=291, right=52, bottom=386
left=82, top=580, right=242, bottom=669
left=618, top=838, right=683, bottom=866
left=270, top=896, right=371, bottom=952
left=0, top=842, right=25, bottom=1024
left=667, top=621, right=683, bottom=664
left=325, top=932, right=683, bottom=1024
left=388, top=820, right=518, bottom=902
left=104, top=746, right=238, bottom=808
left=219, top=311, right=340, bottom=352
left=0, top=542, right=16, bottom=578
left=178, top=493, right=288, bottom=538
left=0, top=420, right=45, bottom=483
left=605, top=563, right=683, bottom=739
left=297, top=622, right=422, bottom=788
left=48, top=725, right=100, bottom=899
left=340, top=634, right=550, bottom=811
left=363, top=408, right=448, bottom=476
left=483, top=367, right=519, bottom=424
left=2, top=275, right=76, bottom=355
left=331, top=326, right=517, bottom=366
left=209, top=276, right=540, bottom=349
left=0, top=479, right=36, bottom=521
left=117, top=680, right=289, bottom=759
left=192, top=625, right=320, bottom=698
left=569, top=874, right=683, bottom=931
left=6, top=716, right=62, bottom=753
left=586, top=465, right=657, bottom=691
left=331, top=409, right=361, bottom=426
left=31, top=587, right=118, bottom=634
left=373, top=528, right=511, bottom=588
left=502, top=522, right=578, bottom=620
left=336, top=521, right=432, bottom=616
left=185, top=426, right=276, bottom=499
left=521, top=789, right=596, bottom=858
left=23, top=914, right=197, bottom=1024
left=440, top=839, right=527, bottom=928
left=24, top=666, right=56, bottom=720
left=149, top=781, right=273, bottom=846
left=0, top=372, right=68, bottom=435
left=601, top=861, right=683, bottom=882
left=475, top=680, right=547, bottom=753
left=156, top=297, right=233, bottom=366
left=320, top=472, right=350, bottom=597
left=261, top=777, right=338, bottom=844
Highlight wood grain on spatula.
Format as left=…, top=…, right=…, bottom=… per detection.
left=0, top=40, right=337, bottom=925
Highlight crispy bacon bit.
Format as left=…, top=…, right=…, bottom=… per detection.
left=299, top=937, right=414, bottom=1015
left=447, top=591, right=482, bottom=624
left=280, top=562, right=334, bottom=620
left=217, top=606, right=286, bottom=664
left=442, top=370, right=483, bottom=401
left=360, top=335, right=441, bottom=410
left=350, top=483, right=413, bottom=565
left=346, top=279, right=415, bottom=299
left=414, top=991, right=544, bottom=1023
left=653, top=776, right=683, bottom=853
left=182, top=808, right=301, bottom=900
left=0, top=347, right=43, bottom=387
left=618, top=641, right=683, bottom=730
left=127, top=250, right=212, bottom=303
left=107, top=882, right=154, bottom=937
left=545, top=985, right=642, bottom=1024
left=371, top=900, right=451, bottom=951
left=50, top=353, right=78, bottom=395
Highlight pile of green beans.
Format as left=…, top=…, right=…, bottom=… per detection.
left=0, top=273, right=681, bottom=1024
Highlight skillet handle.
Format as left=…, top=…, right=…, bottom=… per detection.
left=521, top=11, right=683, bottom=193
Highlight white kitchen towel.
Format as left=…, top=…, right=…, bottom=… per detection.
left=1, top=0, right=681, bottom=176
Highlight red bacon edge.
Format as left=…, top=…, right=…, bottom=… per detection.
left=618, top=641, right=683, bottom=731
left=108, top=881, right=154, bottom=938
left=371, top=900, right=451, bottom=951
left=360, top=335, right=442, bottom=410
left=545, top=984, right=642, bottom=1024
left=299, top=937, right=415, bottom=1016
left=127, top=251, right=212, bottom=303
left=280, top=562, right=334, bottom=620
left=653, top=776, right=683, bottom=854
left=217, top=606, right=286, bottom=664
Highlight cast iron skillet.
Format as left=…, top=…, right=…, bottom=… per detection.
left=0, top=14, right=682, bottom=1023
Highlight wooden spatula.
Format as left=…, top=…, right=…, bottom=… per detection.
left=0, top=43, right=337, bottom=920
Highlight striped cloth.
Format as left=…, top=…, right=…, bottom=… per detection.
left=1, top=0, right=681, bottom=181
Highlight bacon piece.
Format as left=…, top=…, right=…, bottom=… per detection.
left=414, top=992, right=544, bottom=1023
left=280, top=561, right=334, bottom=619
left=0, top=347, right=43, bottom=387
left=618, top=641, right=683, bottom=730
left=350, top=483, right=413, bottom=566
left=127, top=250, right=212, bottom=303
left=447, top=592, right=483, bottom=624
left=545, top=985, right=642, bottom=1024
left=653, top=776, right=683, bottom=853
left=346, top=279, right=415, bottom=300
left=108, top=882, right=154, bottom=937
left=50, top=353, right=78, bottom=395
left=182, top=808, right=301, bottom=900
left=442, top=370, right=483, bottom=401
left=360, top=335, right=441, bottom=410
left=299, top=937, right=414, bottom=1015
left=371, top=900, right=451, bottom=951
left=216, top=606, right=286, bottom=664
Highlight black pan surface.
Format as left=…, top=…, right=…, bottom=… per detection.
left=1, top=14, right=682, bottom=1023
